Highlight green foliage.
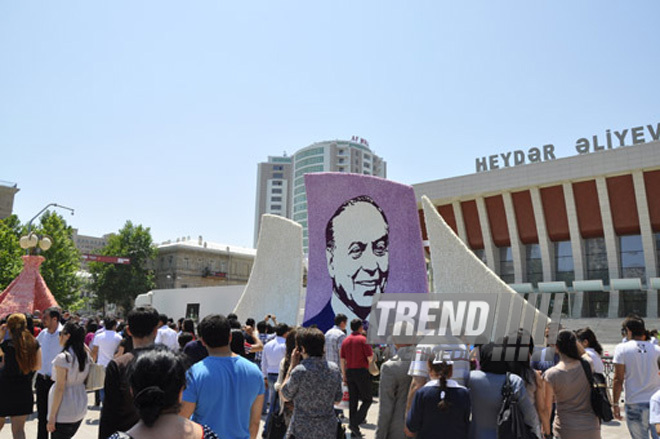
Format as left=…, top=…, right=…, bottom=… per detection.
left=34, top=211, right=82, bottom=309
left=90, top=221, right=157, bottom=313
left=0, top=215, right=23, bottom=291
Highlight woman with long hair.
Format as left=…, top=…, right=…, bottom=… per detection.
left=280, top=328, right=343, bottom=439
left=505, top=330, right=547, bottom=438
left=109, top=345, right=219, bottom=439
left=543, top=330, right=600, bottom=439
left=274, top=328, right=298, bottom=427
left=0, top=313, right=42, bottom=439
left=406, top=358, right=471, bottom=439
left=576, top=327, right=605, bottom=376
left=47, top=322, right=91, bottom=439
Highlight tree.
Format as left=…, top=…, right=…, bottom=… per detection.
left=90, top=221, right=157, bottom=313
left=34, top=211, right=83, bottom=309
left=0, top=215, right=23, bottom=291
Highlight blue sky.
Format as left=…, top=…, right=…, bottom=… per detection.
left=1, top=1, right=658, bottom=249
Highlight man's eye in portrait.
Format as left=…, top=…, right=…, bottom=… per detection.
left=373, top=237, right=388, bottom=256
left=349, top=242, right=367, bottom=259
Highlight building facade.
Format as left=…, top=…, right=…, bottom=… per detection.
left=0, top=180, right=19, bottom=220
left=254, top=138, right=387, bottom=250
left=154, top=237, right=256, bottom=290
left=414, top=140, right=660, bottom=319
left=72, top=229, right=113, bottom=255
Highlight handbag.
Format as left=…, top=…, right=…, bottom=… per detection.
left=265, top=393, right=287, bottom=439
left=580, top=359, right=613, bottom=422
left=496, top=373, right=536, bottom=439
left=85, top=361, right=106, bottom=392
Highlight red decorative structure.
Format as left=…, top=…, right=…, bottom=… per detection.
left=0, top=255, right=59, bottom=317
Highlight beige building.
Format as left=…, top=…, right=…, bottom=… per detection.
left=154, top=237, right=256, bottom=289
left=414, top=138, right=660, bottom=319
left=72, top=229, right=113, bottom=255
left=0, top=180, right=19, bottom=219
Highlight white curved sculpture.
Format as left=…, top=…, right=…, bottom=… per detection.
left=233, top=214, right=303, bottom=326
left=421, top=196, right=551, bottom=343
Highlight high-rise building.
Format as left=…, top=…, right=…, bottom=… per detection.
left=254, top=138, right=387, bottom=250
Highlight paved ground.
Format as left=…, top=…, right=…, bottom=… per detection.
left=0, top=393, right=634, bottom=439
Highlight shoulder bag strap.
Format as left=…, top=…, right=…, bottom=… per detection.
left=579, top=358, right=595, bottom=387
left=502, top=372, right=513, bottom=397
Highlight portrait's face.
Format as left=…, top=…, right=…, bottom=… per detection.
left=326, top=201, right=389, bottom=312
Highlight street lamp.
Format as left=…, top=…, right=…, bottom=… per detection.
left=19, top=233, right=52, bottom=251
left=20, top=202, right=75, bottom=255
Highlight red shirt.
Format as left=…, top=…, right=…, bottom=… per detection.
left=340, top=332, right=373, bottom=369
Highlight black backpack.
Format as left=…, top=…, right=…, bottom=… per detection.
left=496, top=373, right=537, bottom=439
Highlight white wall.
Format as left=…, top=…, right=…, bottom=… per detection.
left=137, top=285, right=245, bottom=321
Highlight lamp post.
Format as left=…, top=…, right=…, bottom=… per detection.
left=19, top=203, right=75, bottom=255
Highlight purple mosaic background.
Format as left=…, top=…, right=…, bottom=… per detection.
left=302, top=173, right=428, bottom=323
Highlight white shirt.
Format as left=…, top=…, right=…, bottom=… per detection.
left=324, top=325, right=346, bottom=367
left=613, top=340, right=660, bottom=404
left=91, top=330, right=122, bottom=367
left=650, top=388, right=660, bottom=424
left=585, top=347, right=605, bottom=375
left=155, top=325, right=180, bottom=351
left=261, top=336, right=286, bottom=376
left=36, top=326, right=62, bottom=376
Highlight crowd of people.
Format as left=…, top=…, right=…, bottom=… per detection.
left=2, top=308, right=660, bottom=439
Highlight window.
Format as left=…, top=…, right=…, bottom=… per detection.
left=585, top=237, right=609, bottom=285
left=271, top=196, right=282, bottom=202
left=338, top=158, right=345, bottom=164
left=272, top=181, right=282, bottom=186
left=526, top=244, right=543, bottom=285
left=273, top=172, right=283, bottom=179
left=295, top=147, right=324, bottom=160
left=294, top=203, right=307, bottom=212
left=620, top=235, right=645, bottom=282
left=295, top=165, right=324, bottom=178
left=499, top=246, right=515, bottom=283
left=272, top=188, right=282, bottom=194
left=582, top=291, right=609, bottom=318
left=295, top=156, right=324, bottom=169
left=272, top=165, right=283, bottom=171
left=294, top=194, right=306, bottom=204
left=363, top=162, right=370, bottom=168
left=472, top=249, right=487, bottom=265
left=619, top=290, right=647, bottom=318
left=555, top=241, right=574, bottom=284
left=294, top=186, right=305, bottom=195
left=271, top=205, right=281, bottom=210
